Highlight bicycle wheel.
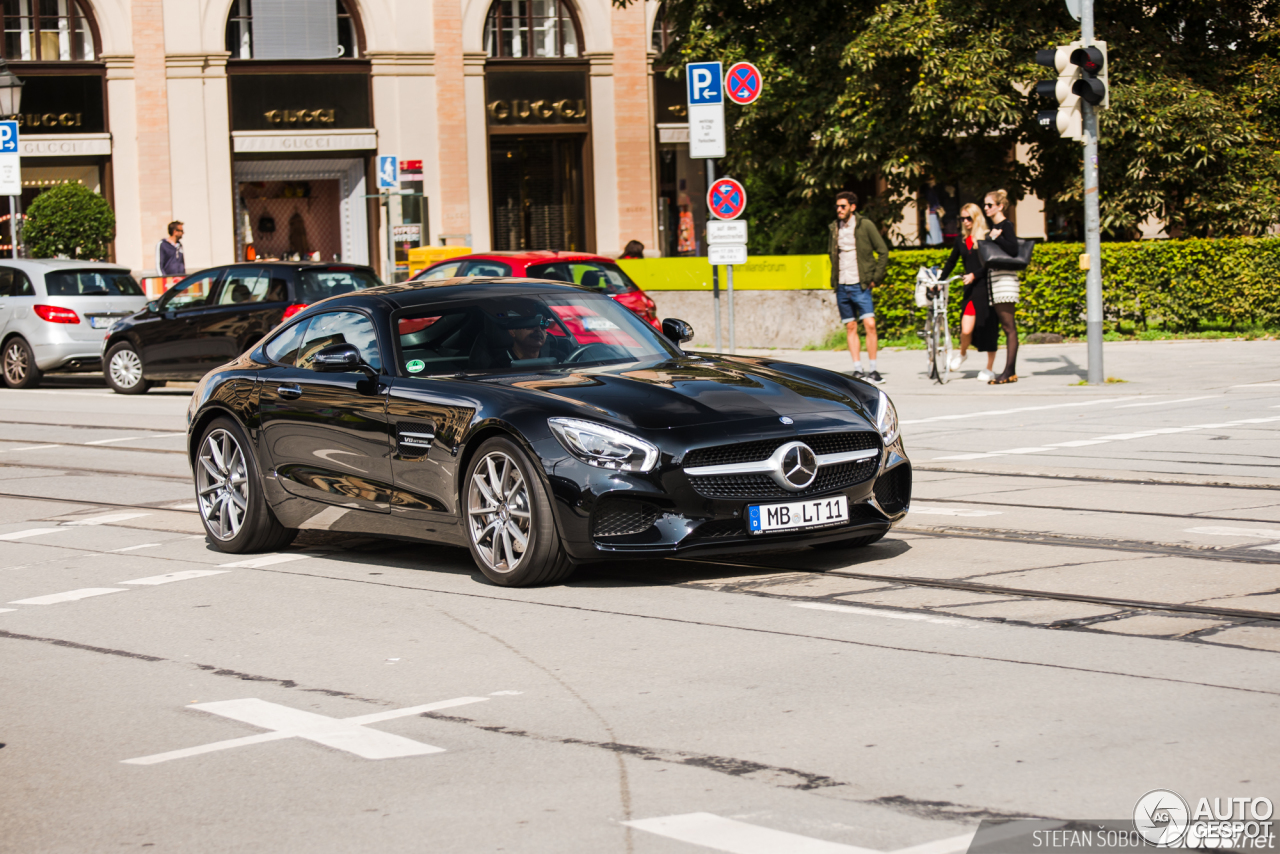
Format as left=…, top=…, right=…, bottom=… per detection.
left=939, top=307, right=954, bottom=385
left=926, top=311, right=940, bottom=381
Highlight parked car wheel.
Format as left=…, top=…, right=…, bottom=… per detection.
left=195, top=417, right=295, bottom=553
left=464, top=436, right=575, bottom=587
left=2, top=337, right=42, bottom=389
left=105, top=342, right=152, bottom=394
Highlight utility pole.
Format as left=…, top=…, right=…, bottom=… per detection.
left=1081, top=0, right=1104, bottom=384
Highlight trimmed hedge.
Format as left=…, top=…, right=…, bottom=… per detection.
left=870, top=238, right=1280, bottom=340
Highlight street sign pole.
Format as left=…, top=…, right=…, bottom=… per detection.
left=1082, top=0, right=1103, bottom=384
left=708, top=159, right=721, bottom=351
left=706, top=219, right=748, bottom=355
left=726, top=262, right=735, bottom=353
left=0, top=120, right=21, bottom=258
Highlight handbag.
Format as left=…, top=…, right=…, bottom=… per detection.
left=977, top=237, right=1035, bottom=271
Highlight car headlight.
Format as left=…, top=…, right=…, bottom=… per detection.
left=876, top=390, right=899, bottom=445
left=548, top=417, right=659, bottom=473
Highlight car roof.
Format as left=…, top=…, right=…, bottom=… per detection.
left=5, top=259, right=130, bottom=272
left=435, top=252, right=617, bottom=266
left=215, top=261, right=376, bottom=271
left=357, top=277, right=603, bottom=306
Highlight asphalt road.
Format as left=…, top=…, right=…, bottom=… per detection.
left=2, top=338, right=1278, bottom=853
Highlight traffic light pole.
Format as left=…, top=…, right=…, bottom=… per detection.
left=1082, top=0, right=1104, bottom=384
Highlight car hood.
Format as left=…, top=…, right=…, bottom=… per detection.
left=475, top=355, right=869, bottom=430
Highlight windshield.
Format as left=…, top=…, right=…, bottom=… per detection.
left=298, top=267, right=382, bottom=303
left=396, top=292, right=679, bottom=377
left=45, top=270, right=143, bottom=297
left=525, top=261, right=637, bottom=295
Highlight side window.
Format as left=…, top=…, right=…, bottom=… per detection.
left=13, top=271, right=34, bottom=296
left=0, top=267, right=12, bottom=297
left=418, top=261, right=463, bottom=281
left=460, top=260, right=512, bottom=277
left=161, top=270, right=222, bottom=311
left=264, top=319, right=309, bottom=367
left=296, top=311, right=382, bottom=373
left=525, top=263, right=572, bottom=283
left=218, top=267, right=270, bottom=305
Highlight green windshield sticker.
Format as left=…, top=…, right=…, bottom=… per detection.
left=406, top=359, right=425, bottom=373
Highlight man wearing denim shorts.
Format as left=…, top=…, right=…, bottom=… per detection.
left=829, top=192, right=890, bottom=383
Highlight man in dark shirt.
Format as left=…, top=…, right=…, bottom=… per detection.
left=157, top=221, right=185, bottom=276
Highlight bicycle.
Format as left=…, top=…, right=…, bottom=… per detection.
left=914, top=266, right=960, bottom=384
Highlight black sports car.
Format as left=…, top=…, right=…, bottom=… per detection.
left=185, top=278, right=911, bottom=586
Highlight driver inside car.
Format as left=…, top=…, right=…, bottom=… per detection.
left=470, top=303, right=571, bottom=369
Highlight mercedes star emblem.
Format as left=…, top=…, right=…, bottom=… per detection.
left=775, top=441, right=818, bottom=491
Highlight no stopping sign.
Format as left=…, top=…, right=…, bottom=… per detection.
left=707, top=177, right=747, bottom=220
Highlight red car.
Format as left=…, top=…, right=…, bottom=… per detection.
left=410, top=251, right=659, bottom=329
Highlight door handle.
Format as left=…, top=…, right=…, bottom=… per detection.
left=277, top=384, right=302, bottom=400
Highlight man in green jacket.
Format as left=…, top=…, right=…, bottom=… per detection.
left=829, top=191, right=890, bottom=383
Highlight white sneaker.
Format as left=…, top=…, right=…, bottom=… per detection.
left=977, top=369, right=995, bottom=382
left=948, top=351, right=967, bottom=371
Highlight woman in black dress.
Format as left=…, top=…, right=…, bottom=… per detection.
left=940, top=203, right=998, bottom=379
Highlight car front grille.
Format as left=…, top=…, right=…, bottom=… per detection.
left=873, top=464, right=911, bottom=513
left=683, top=431, right=880, bottom=469
left=688, top=457, right=879, bottom=500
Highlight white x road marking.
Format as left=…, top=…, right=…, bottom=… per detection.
left=122, top=696, right=489, bottom=765
left=624, top=813, right=976, bottom=854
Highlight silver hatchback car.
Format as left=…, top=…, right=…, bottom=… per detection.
left=0, top=260, right=148, bottom=388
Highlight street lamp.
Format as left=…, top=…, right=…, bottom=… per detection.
left=0, top=57, right=23, bottom=116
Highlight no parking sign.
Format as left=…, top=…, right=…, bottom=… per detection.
left=725, top=62, right=763, bottom=105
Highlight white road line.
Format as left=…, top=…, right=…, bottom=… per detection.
left=624, top=813, right=880, bottom=854
left=892, top=833, right=977, bottom=854
left=218, top=554, right=309, bottom=568
left=120, top=569, right=229, bottom=586
left=0, top=444, right=59, bottom=452
left=65, top=512, right=152, bottom=526
left=901, top=398, right=1131, bottom=426
left=0, top=528, right=64, bottom=541
left=168, top=503, right=200, bottom=511
left=1253, top=544, right=1280, bottom=553
left=9, top=587, right=128, bottom=605
left=935, top=415, right=1280, bottom=461
left=0, top=608, right=15, bottom=613
left=1115, top=396, right=1215, bottom=408
left=111, top=543, right=161, bottom=552
left=122, top=696, right=490, bottom=765
left=85, top=434, right=185, bottom=445
left=793, top=602, right=979, bottom=628
left=909, top=506, right=1002, bottom=517
left=1231, top=382, right=1280, bottom=388
left=1186, top=526, right=1280, bottom=539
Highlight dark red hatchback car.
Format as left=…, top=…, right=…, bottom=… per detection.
left=411, top=251, right=659, bottom=328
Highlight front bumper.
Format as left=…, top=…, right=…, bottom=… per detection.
left=543, top=429, right=910, bottom=562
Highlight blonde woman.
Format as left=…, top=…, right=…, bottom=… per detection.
left=940, top=202, right=998, bottom=379
left=983, top=190, right=1020, bottom=384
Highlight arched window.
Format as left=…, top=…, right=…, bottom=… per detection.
left=225, top=0, right=360, bottom=60
left=651, top=5, right=673, bottom=54
left=1, top=0, right=96, bottom=61
left=484, top=0, right=580, bottom=59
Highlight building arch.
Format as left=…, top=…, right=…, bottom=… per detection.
left=463, top=0, right=609, bottom=56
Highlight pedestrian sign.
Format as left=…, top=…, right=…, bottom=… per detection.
left=707, top=177, right=747, bottom=221
left=377, top=155, right=398, bottom=189
left=725, top=62, right=763, bottom=106
left=686, top=62, right=726, bottom=159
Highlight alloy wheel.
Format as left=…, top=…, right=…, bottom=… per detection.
left=467, top=451, right=532, bottom=574
left=109, top=348, right=144, bottom=389
left=4, top=342, right=28, bottom=384
left=196, top=429, right=250, bottom=541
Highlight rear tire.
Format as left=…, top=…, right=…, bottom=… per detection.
left=2, top=337, right=42, bottom=389
left=105, top=342, right=152, bottom=394
left=812, top=531, right=887, bottom=550
left=464, top=436, right=575, bottom=587
left=195, top=416, right=295, bottom=553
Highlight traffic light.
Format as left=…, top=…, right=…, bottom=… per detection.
left=1035, top=44, right=1082, bottom=141
left=1070, top=41, right=1108, bottom=108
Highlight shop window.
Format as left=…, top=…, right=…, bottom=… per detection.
left=484, top=0, right=581, bottom=59
left=1, top=0, right=95, bottom=61
left=226, top=0, right=360, bottom=60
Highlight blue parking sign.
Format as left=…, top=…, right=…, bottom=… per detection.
left=0, top=120, right=18, bottom=154
left=686, top=62, right=722, bottom=106
left=377, top=155, right=398, bottom=189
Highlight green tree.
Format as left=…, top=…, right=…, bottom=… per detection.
left=642, top=0, right=1280, bottom=248
left=23, top=181, right=116, bottom=260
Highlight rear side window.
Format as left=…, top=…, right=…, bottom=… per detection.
left=460, top=260, right=512, bottom=277
left=264, top=320, right=309, bottom=366
left=45, top=270, right=143, bottom=296
left=526, top=261, right=636, bottom=295
left=416, top=261, right=463, bottom=280
left=297, top=268, right=381, bottom=303
left=296, top=311, right=382, bottom=372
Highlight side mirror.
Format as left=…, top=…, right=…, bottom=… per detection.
left=662, top=318, right=694, bottom=345
left=312, top=343, right=379, bottom=385
left=146, top=300, right=160, bottom=313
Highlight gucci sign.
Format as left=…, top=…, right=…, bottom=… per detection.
left=486, top=98, right=587, bottom=124
left=2, top=112, right=83, bottom=128
left=263, top=109, right=337, bottom=126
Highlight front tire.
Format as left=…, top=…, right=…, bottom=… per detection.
left=3, top=337, right=42, bottom=389
left=105, top=342, right=151, bottom=394
left=195, top=417, right=295, bottom=553
left=464, top=436, right=574, bottom=587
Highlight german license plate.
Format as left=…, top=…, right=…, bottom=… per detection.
left=89, top=316, right=116, bottom=329
left=748, top=495, right=849, bottom=535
